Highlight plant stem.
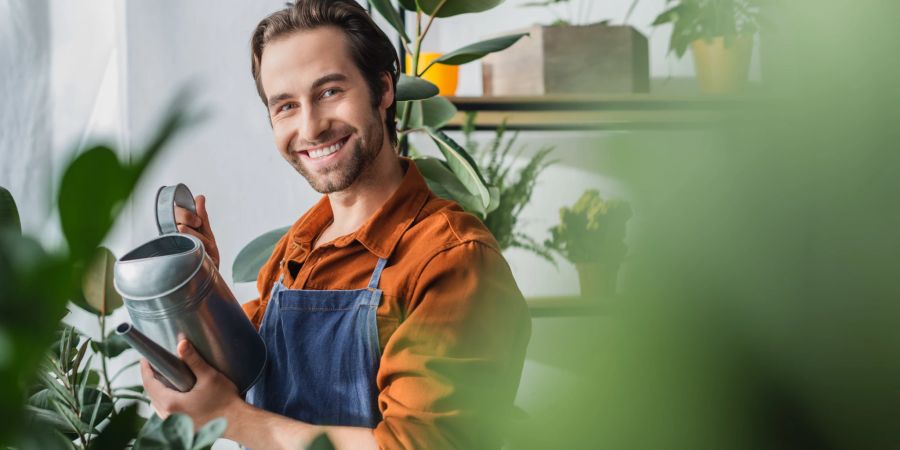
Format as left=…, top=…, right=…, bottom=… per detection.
left=98, top=314, right=115, bottom=416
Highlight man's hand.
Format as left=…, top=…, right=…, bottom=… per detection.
left=140, top=339, right=241, bottom=430
left=175, top=194, right=220, bottom=268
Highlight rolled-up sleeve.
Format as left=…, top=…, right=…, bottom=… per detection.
left=373, top=240, right=531, bottom=449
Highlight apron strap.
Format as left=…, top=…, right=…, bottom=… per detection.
left=367, top=258, right=389, bottom=290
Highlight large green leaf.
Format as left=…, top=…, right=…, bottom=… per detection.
left=232, top=225, right=291, bottom=283
left=396, top=74, right=439, bottom=101
left=58, top=92, right=198, bottom=262
left=91, top=329, right=130, bottom=358
left=0, top=186, right=21, bottom=235
left=414, top=157, right=487, bottom=216
left=58, top=146, right=129, bottom=261
left=191, top=418, right=227, bottom=450
left=433, top=33, right=529, bottom=66
left=402, top=96, right=458, bottom=129
left=88, top=404, right=141, bottom=450
left=424, top=127, right=492, bottom=209
left=79, top=387, right=113, bottom=426
left=398, top=0, right=505, bottom=17
left=369, top=0, right=410, bottom=43
left=81, top=247, right=122, bottom=316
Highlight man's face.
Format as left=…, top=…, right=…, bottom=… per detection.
left=259, top=27, right=390, bottom=193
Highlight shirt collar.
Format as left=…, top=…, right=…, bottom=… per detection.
left=291, top=158, right=431, bottom=260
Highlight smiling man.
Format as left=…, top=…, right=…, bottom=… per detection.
left=140, top=1, right=531, bottom=449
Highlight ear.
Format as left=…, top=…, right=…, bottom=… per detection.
left=378, top=72, right=394, bottom=112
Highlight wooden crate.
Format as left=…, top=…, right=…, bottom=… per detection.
left=483, top=24, right=650, bottom=96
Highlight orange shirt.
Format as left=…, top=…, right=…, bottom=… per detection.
left=241, top=158, right=531, bottom=449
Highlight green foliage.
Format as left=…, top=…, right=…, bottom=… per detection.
left=395, top=74, right=439, bottom=102
left=397, top=0, right=505, bottom=18
left=428, top=33, right=529, bottom=69
left=232, top=225, right=292, bottom=284
left=368, top=0, right=521, bottom=210
left=0, top=93, right=200, bottom=448
left=0, top=186, right=21, bottom=235
left=463, top=114, right=557, bottom=263
left=545, top=190, right=631, bottom=264
left=133, top=414, right=227, bottom=450
left=652, top=0, right=770, bottom=57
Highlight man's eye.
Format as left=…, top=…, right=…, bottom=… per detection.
left=322, top=88, right=340, bottom=98
left=279, top=103, right=297, bottom=112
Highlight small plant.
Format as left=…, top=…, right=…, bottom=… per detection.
left=545, top=190, right=631, bottom=264
left=462, top=113, right=556, bottom=264
left=652, top=0, right=768, bottom=57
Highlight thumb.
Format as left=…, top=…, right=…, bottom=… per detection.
left=177, top=339, right=215, bottom=378
left=194, top=195, right=214, bottom=235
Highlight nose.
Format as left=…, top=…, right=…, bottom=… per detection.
left=298, top=105, right=330, bottom=145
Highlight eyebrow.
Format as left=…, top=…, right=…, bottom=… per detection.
left=266, top=73, right=349, bottom=108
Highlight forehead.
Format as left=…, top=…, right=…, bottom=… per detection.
left=259, top=26, right=359, bottom=95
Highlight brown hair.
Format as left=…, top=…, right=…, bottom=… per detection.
left=250, top=0, right=399, bottom=146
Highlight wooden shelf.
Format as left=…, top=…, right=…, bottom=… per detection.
left=445, top=94, right=749, bottom=131
left=527, top=295, right=611, bottom=318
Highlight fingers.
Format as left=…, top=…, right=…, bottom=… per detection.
left=177, top=224, right=214, bottom=249
left=174, top=205, right=202, bottom=229
left=194, top=195, right=215, bottom=237
left=177, top=339, right=215, bottom=379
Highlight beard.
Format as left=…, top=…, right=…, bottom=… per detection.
left=289, top=112, right=385, bottom=194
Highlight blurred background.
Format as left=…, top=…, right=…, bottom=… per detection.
left=2, top=0, right=899, bottom=449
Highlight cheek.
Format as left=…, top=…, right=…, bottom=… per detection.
left=272, top=122, right=293, bottom=154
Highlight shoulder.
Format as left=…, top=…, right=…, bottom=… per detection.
left=398, top=194, right=502, bottom=260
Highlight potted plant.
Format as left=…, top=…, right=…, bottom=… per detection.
left=482, top=0, right=650, bottom=95
left=458, top=112, right=557, bottom=262
left=545, top=190, right=631, bottom=298
left=652, top=0, right=768, bottom=93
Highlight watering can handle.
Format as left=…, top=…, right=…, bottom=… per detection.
left=155, top=184, right=197, bottom=235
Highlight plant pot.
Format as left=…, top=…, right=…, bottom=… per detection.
left=575, top=262, right=619, bottom=299
left=407, top=52, right=459, bottom=96
left=482, top=24, right=650, bottom=96
left=691, top=35, right=754, bottom=94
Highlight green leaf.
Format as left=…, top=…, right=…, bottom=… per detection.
left=191, top=417, right=227, bottom=450
left=96, top=329, right=130, bottom=358
left=79, top=388, right=114, bottom=426
left=232, top=225, right=291, bottom=283
left=81, top=247, right=122, bottom=315
left=369, top=0, right=410, bottom=43
left=424, top=127, right=492, bottom=209
left=404, top=96, right=458, bottom=129
left=163, top=414, right=195, bottom=450
left=0, top=186, right=21, bottom=235
left=398, top=0, right=505, bottom=17
left=88, top=404, right=141, bottom=450
left=58, top=146, right=129, bottom=262
left=414, top=157, right=487, bottom=216
left=307, top=433, right=336, bottom=450
left=396, top=74, right=439, bottom=101
left=58, top=92, right=198, bottom=263
left=433, top=33, right=529, bottom=66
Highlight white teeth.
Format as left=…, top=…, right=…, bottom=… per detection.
left=307, top=139, right=344, bottom=159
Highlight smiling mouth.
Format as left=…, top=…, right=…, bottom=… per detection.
left=300, top=135, right=350, bottom=160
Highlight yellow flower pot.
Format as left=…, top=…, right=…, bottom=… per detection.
left=406, top=52, right=459, bottom=96
left=691, top=35, right=754, bottom=94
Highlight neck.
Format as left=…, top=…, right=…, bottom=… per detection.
left=326, top=142, right=404, bottom=235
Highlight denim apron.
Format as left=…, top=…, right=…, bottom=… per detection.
left=245, top=257, right=386, bottom=428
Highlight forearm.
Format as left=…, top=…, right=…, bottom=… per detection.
left=225, top=401, right=378, bottom=450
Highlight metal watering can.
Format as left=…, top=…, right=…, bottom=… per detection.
left=114, top=184, right=266, bottom=393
